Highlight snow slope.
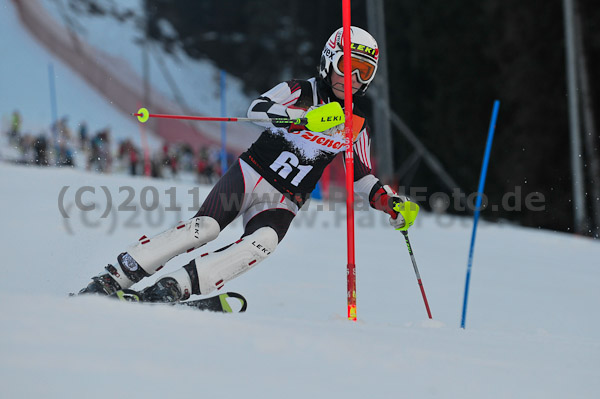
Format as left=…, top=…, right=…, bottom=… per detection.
left=0, top=162, right=598, bottom=398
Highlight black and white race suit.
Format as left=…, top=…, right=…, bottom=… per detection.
left=196, top=77, right=386, bottom=241
left=240, top=77, right=380, bottom=206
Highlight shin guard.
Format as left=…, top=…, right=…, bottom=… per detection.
left=191, top=227, right=278, bottom=295
left=125, top=216, right=220, bottom=277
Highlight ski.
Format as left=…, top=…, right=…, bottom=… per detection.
left=111, top=289, right=247, bottom=313
left=179, top=292, right=247, bottom=313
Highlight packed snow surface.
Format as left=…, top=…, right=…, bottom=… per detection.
left=0, top=163, right=598, bottom=398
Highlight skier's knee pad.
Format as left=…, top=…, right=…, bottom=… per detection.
left=126, top=216, right=220, bottom=275
left=193, top=226, right=278, bottom=295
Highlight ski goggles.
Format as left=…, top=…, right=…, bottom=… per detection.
left=332, top=52, right=377, bottom=84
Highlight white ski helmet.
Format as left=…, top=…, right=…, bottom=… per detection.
left=319, top=26, right=379, bottom=96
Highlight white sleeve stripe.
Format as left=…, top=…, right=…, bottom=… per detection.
left=354, top=135, right=365, bottom=168
left=252, top=82, right=300, bottom=111
left=282, top=95, right=300, bottom=106
left=367, top=137, right=372, bottom=169
left=262, top=82, right=292, bottom=102
left=354, top=130, right=371, bottom=170
left=365, top=132, right=372, bottom=169
left=358, top=138, right=369, bottom=166
left=363, top=134, right=371, bottom=169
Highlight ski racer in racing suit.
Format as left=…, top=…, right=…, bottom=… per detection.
left=78, top=26, right=419, bottom=302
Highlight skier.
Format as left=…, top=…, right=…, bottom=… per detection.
left=79, top=26, right=419, bottom=302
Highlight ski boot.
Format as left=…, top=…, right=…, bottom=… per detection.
left=139, top=277, right=187, bottom=303
left=78, top=266, right=123, bottom=295
left=79, top=253, right=149, bottom=296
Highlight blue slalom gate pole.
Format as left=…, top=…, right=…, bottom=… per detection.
left=48, top=63, right=59, bottom=158
left=460, top=100, right=500, bottom=329
left=220, top=70, right=228, bottom=175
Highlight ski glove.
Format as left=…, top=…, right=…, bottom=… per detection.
left=390, top=196, right=420, bottom=231
left=369, top=184, right=419, bottom=231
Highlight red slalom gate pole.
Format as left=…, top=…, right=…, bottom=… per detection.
left=342, top=0, right=356, bottom=321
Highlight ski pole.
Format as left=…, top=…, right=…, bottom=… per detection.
left=133, top=108, right=306, bottom=125
left=402, top=231, right=433, bottom=319
left=132, top=102, right=346, bottom=133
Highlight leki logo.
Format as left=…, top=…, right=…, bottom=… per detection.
left=194, top=219, right=200, bottom=239
left=350, top=42, right=378, bottom=58
left=320, top=115, right=343, bottom=123
left=252, top=241, right=271, bottom=256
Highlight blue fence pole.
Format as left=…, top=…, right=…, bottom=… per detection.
left=48, top=63, right=59, bottom=159
left=460, top=100, right=500, bottom=329
left=220, top=70, right=227, bottom=175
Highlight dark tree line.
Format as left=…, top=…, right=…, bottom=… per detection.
left=67, top=0, right=600, bottom=235
left=383, top=0, right=599, bottom=235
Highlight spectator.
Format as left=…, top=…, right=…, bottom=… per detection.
left=128, top=142, right=139, bottom=176
left=33, top=135, right=48, bottom=166
left=57, top=140, right=75, bottom=167
left=18, top=134, right=35, bottom=164
left=9, top=110, right=21, bottom=145
left=87, top=131, right=111, bottom=172
left=79, top=121, right=88, bottom=150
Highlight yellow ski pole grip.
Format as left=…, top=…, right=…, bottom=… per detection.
left=304, top=102, right=345, bottom=132
left=393, top=201, right=420, bottom=231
